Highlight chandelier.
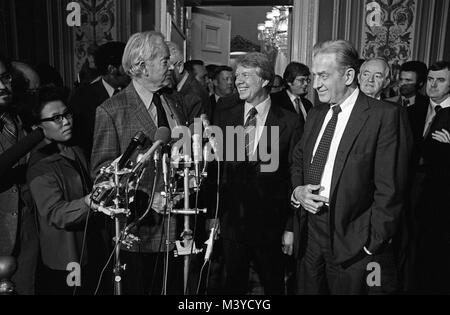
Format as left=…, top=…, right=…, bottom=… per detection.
left=257, top=6, right=290, bottom=53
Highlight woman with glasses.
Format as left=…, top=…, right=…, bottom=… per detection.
left=26, top=86, right=100, bottom=294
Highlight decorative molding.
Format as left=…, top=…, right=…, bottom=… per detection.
left=424, top=0, right=435, bottom=65
left=291, top=0, right=318, bottom=65
left=437, top=0, right=449, bottom=61
left=332, top=0, right=340, bottom=40
left=344, top=0, right=351, bottom=41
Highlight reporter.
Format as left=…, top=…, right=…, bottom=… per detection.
left=26, top=86, right=100, bottom=294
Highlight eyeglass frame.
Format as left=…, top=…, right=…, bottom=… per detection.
left=39, top=110, right=73, bottom=124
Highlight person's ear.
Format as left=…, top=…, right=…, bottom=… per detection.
left=345, top=68, right=356, bottom=86
left=383, top=77, right=391, bottom=89
left=262, top=79, right=270, bottom=89
left=178, top=62, right=184, bottom=74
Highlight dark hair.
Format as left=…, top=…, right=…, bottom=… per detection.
left=273, top=75, right=285, bottom=87
left=206, top=64, right=219, bottom=79
left=0, top=52, right=12, bottom=72
left=31, top=86, right=70, bottom=124
left=213, top=65, right=233, bottom=80
left=94, top=41, right=126, bottom=75
left=184, top=60, right=205, bottom=74
left=35, top=63, right=64, bottom=88
left=400, top=61, right=428, bottom=85
left=283, top=62, right=310, bottom=85
left=429, top=61, right=450, bottom=73
left=238, top=52, right=274, bottom=91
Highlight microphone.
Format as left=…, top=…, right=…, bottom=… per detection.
left=133, top=127, right=171, bottom=171
left=190, top=123, right=202, bottom=183
left=204, top=227, right=216, bottom=261
left=117, top=131, right=147, bottom=169
left=0, top=128, right=44, bottom=176
left=162, top=150, right=170, bottom=190
left=200, top=114, right=218, bottom=154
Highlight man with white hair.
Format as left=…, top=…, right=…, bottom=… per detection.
left=91, top=31, right=186, bottom=295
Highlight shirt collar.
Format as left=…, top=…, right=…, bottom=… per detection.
left=286, top=89, right=299, bottom=103
left=244, top=96, right=271, bottom=119
left=102, top=78, right=116, bottom=98
left=430, top=95, right=450, bottom=109
left=402, top=94, right=416, bottom=106
left=215, top=94, right=221, bottom=103
left=133, top=80, right=155, bottom=110
left=335, top=88, right=359, bottom=112
left=177, top=72, right=189, bottom=92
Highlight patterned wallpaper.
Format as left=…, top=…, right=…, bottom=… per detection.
left=73, top=0, right=118, bottom=78
left=361, top=0, right=417, bottom=73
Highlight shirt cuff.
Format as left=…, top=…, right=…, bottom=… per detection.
left=363, top=246, right=373, bottom=255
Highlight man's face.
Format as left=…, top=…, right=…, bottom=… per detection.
left=143, top=46, right=170, bottom=91
left=398, top=71, right=419, bottom=98
left=426, top=68, right=450, bottom=104
left=358, top=59, right=390, bottom=99
left=167, top=53, right=184, bottom=88
left=0, top=61, right=13, bottom=107
left=312, top=53, right=352, bottom=104
left=288, top=74, right=310, bottom=97
left=193, top=64, right=208, bottom=88
left=214, top=70, right=234, bottom=97
left=235, top=65, right=268, bottom=105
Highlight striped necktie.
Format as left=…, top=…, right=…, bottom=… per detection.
left=0, top=112, right=18, bottom=145
left=244, top=107, right=258, bottom=159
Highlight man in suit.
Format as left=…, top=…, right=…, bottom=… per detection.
left=70, top=41, right=130, bottom=158
left=0, top=54, right=39, bottom=294
left=91, top=32, right=185, bottom=295
left=271, top=62, right=313, bottom=132
left=166, top=41, right=209, bottom=125
left=209, top=66, right=234, bottom=119
left=290, top=40, right=406, bottom=294
left=212, top=52, right=302, bottom=294
left=415, top=61, right=450, bottom=293
left=184, top=60, right=208, bottom=90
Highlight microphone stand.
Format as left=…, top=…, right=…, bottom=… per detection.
left=113, top=162, right=124, bottom=295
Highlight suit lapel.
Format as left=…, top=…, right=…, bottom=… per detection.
left=304, top=104, right=329, bottom=170
left=329, top=93, right=370, bottom=198
left=126, top=84, right=157, bottom=137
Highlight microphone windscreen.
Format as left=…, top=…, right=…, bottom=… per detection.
left=154, top=126, right=171, bottom=145
left=134, top=131, right=147, bottom=145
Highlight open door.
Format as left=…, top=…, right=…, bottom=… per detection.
left=189, top=7, right=231, bottom=65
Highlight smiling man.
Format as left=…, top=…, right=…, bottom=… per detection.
left=290, top=40, right=405, bottom=294
left=211, top=52, right=301, bottom=294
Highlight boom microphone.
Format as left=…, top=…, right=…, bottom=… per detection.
left=133, top=127, right=171, bottom=170
left=118, top=131, right=147, bottom=169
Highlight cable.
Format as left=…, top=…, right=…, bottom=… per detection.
left=196, top=260, right=209, bottom=295
left=94, top=236, right=121, bottom=295
left=184, top=188, right=200, bottom=295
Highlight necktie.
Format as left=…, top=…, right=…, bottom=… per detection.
left=295, top=97, right=305, bottom=124
left=424, top=105, right=442, bottom=138
left=402, top=98, right=410, bottom=107
left=152, top=92, right=169, bottom=128
left=0, top=112, right=18, bottom=145
left=113, top=88, right=121, bottom=96
left=244, top=107, right=258, bottom=158
left=306, top=105, right=342, bottom=189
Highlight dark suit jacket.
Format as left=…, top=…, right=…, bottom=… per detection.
left=0, top=115, right=37, bottom=257
left=406, top=94, right=430, bottom=170
left=420, top=106, right=450, bottom=233
left=27, top=143, right=91, bottom=270
left=270, top=90, right=313, bottom=131
left=212, top=95, right=302, bottom=245
left=70, top=80, right=110, bottom=158
left=90, top=82, right=185, bottom=252
left=290, top=91, right=406, bottom=264
left=179, top=74, right=210, bottom=125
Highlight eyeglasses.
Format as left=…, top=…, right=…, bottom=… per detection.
left=39, top=111, right=73, bottom=124
left=295, top=77, right=311, bottom=85
left=0, top=72, right=12, bottom=85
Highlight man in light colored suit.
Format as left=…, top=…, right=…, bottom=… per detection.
left=91, top=31, right=185, bottom=295
left=290, top=40, right=406, bottom=294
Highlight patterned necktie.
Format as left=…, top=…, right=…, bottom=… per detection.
left=0, top=112, right=18, bottom=145
left=306, top=105, right=342, bottom=189
left=152, top=92, right=169, bottom=128
left=244, top=107, right=258, bottom=158
left=402, top=98, right=410, bottom=107
left=424, top=105, right=442, bottom=138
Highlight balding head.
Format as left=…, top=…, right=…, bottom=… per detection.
left=358, top=58, right=391, bottom=99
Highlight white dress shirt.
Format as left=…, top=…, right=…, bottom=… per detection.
left=244, top=97, right=271, bottom=155
left=287, top=89, right=307, bottom=121
left=311, top=88, right=360, bottom=201
left=177, top=72, right=189, bottom=92
left=423, top=95, right=450, bottom=137
left=133, top=80, right=178, bottom=130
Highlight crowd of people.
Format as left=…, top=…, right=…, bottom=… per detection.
left=1, top=30, right=450, bottom=295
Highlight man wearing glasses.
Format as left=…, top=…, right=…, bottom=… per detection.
left=271, top=62, right=313, bottom=132
left=0, top=54, right=39, bottom=295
